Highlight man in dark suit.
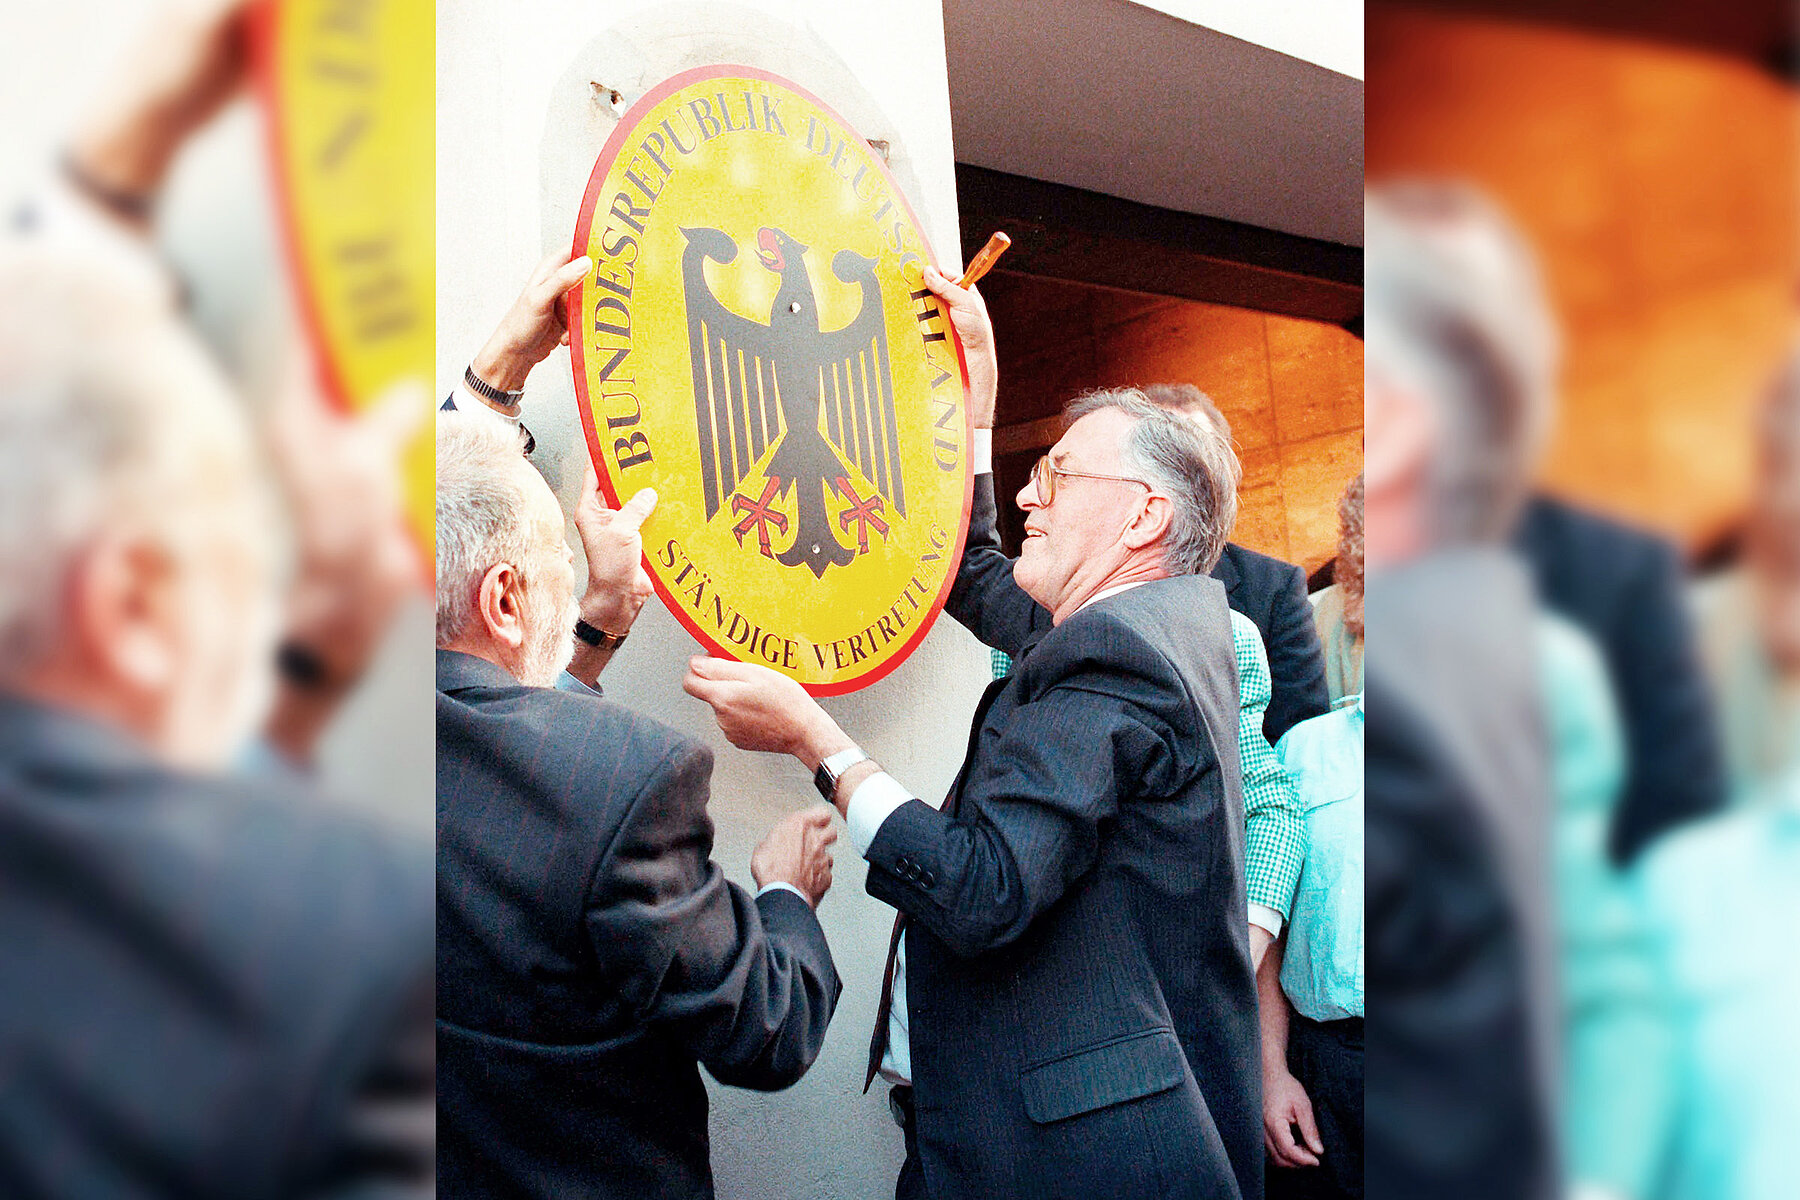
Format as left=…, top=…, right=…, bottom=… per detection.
left=1142, top=385, right=1331, bottom=744
left=0, top=241, right=434, bottom=1196
left=433, top=415, right=842, bottom=1199
left=1361, top=183, right=1572, bottom=1200
left=686, top=267, right=1259, bottom=1200
left=1512, top=493, right=1726, bottom=862
left=1213, top=541, right=1332, bottom=742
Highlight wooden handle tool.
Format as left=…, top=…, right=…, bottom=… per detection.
left=955, top=231, right=1012, bottom=289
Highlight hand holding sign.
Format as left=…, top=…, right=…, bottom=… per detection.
left=575, top=459, right=657, bottom=637
left=683, top=655, right=855, bottom=769
left=923, top=264, right=998, bottom=431
left=471, top=248, right=594, bottom=393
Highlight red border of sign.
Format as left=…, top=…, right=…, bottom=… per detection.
left=249, top=0, right=356, bottom=419
left=569, top=65, right=974, bottom=697
left=250, top=0, right=433, bottom=573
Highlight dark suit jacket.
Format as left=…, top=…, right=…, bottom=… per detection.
left=1211, top=542, right=1331, bottom=744
left=867, top=476, right=1259, bottom=1200
left=1363, top=548, right=1560, bottom=1200
left=1512, top=495, right=1726, bottom=862
left=1364, top=673, right=1555, bottom=1200
left=434, top=651, right=840, bottom=1200
left=0, top=695, right=434, bottom=1200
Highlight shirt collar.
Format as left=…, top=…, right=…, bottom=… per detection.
left=1077, top=579, right=1150, bottom=614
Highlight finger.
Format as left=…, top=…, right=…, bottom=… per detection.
left=584, top=456, right=607, bottom=506
left=538, top=254, right=593, bottom=306
left=681, top=669, right=720, bottom=703
left=1267, top=1118, right=1303, bottom=1166
left=921, top=264, right=971, bottom=306
left=692, top=656, right=762, bottom=684
left=1296, top=1100, right=1324, bottom=1156
left=361, top=375, right=431, bottom=455
left=688, top=655, right=731, bottom=681
left=613, top=487, right=658, bottom=534
left=1282, top=1118, right=1320, bottom=1167
left=531, top=246, right=572, bottom=283
left=800, top=806, right=835, bottom=829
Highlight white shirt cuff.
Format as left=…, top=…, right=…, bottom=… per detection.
left=27, top=173, right=178, bottom=311
left=556, top=671, right=601, bottom=697
left=844, top=770, right=918, bottom=856
left=973, top=428, right=993, bottom=475
left=1248, top=903, right=1285, bottom=938
left=451, top=378, right=521, bottom=425
left=756, top=881, right=810, bottom=905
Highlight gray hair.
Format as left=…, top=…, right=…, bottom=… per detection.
left=435, top=414, right=543, bottom=645
left=1065, top=387, right=1239, bottom=574
left=0, top=243, right=237, bottom=678
left=1366, top=181, right=1559, bottom=543
left=1140, top=382, right=1232, bottom=445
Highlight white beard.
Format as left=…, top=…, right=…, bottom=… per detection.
left=516, top=585, right=580, bottom=688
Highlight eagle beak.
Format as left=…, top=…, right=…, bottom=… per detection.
left=756, top=227, right=784, bottom=271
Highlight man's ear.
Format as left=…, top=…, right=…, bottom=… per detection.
left=71, top=530, right=179, bottom=694
left=477, top=561, right=528, bottom=653
left=1123, top=493, right=1175, bottom=552
left=1366, top=376, right=1433, bottom=499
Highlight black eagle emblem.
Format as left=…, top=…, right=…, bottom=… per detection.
left=680, top=225, right=904, bottom=578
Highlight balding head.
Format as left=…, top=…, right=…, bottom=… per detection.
left=435, top=414, right=577, bottom=685
left=1366, top=182, right=1558, bottom=549
left=0, top=241, right=276, bottom=765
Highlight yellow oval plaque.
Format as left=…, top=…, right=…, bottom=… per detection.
left=571, top=66, right=971, bottom=695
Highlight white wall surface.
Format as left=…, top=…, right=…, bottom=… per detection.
left=438, top=2, right=991, bottom=1195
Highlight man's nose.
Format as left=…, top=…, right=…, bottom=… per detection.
left=1016, top=476, right=1042, bottom=513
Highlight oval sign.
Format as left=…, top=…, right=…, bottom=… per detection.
left=570, top=66, right=971, bottom=695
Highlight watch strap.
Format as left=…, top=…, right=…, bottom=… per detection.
left=573, top=618, right=627, bottom=650
left=463, top=364, right=524, bottom=414
left=814, top=747, right=871, bottom=801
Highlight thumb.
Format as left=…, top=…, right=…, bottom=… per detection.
left=532, top=253, right=592, bottom=308
left=1295, top=1096, right=1324, bottom=1156
left=614, top=487, right=658, bottom=533
left=363, top=375, right=431, bottom=455
left=551, top=254, right=593, bottom=299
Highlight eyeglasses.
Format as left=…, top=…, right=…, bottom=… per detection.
left=1029, top=454, right=1150, bottom=506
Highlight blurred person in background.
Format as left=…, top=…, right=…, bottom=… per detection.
left=1259, top=476, right=1366, bottom=1200
left=433, top=413, right=842, bottom=1200
left=1140, top=384, right=1317, bottom=972
left=1569, top=346, right=1800, bottom=1200
left=1692, top=346, right=1800, bottom=801
left=0, top=2, right=434, bottom=1195
left=1142, top=382, right=1332, bottom=745
left=1362, top=183, right=1565, bottom=1200
left=1366, top=178, right=1729, bottom=1200
left=1513, top=478, right=1728, bottom=866
left=1309, top=473, right=1364, bottom=703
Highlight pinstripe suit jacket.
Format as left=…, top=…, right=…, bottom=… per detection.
left=866, top=475, right=1259, bottom=1200
left=0, top=695, right=434, bottom=1199
left=434, top=651, right=840, bottom=1199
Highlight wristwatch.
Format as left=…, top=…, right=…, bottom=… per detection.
left=463, top=364, right=524, bottom=416
left=573, top=618, right=627, bottom=651
left=814, top=747, right=871, bottom=802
